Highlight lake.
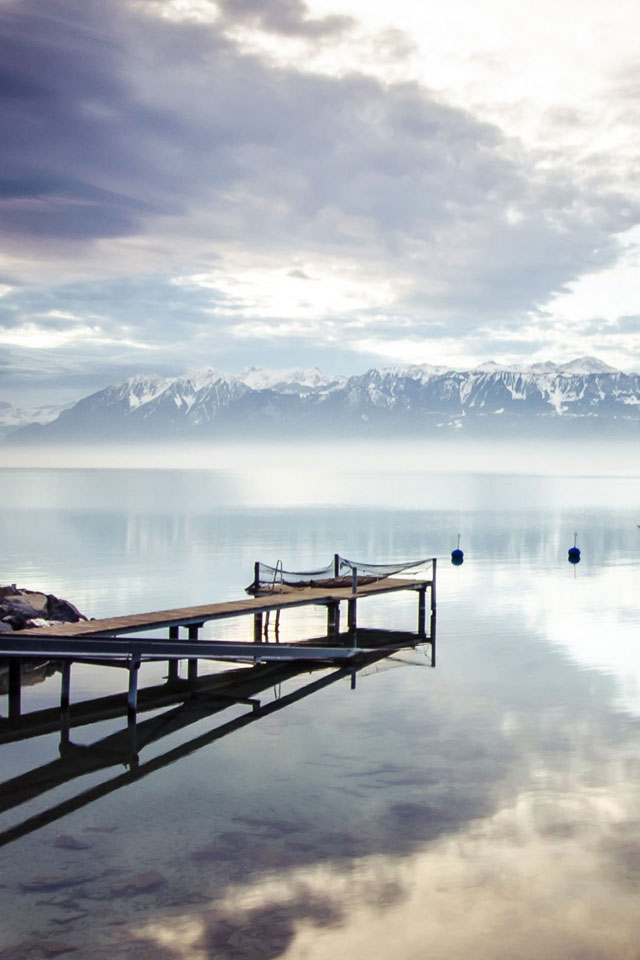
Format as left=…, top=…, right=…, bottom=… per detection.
left=1, top=445, right=640, bottom=959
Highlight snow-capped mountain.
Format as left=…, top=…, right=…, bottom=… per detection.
left=556, top=357, right=618, bottom=376
left=8, top=358, right=640, bottom=442
left=240, top=366, right=345, bottom=393
left=0, top=399, right=68, bottom=440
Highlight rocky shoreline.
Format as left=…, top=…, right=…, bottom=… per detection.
left=0, top=585, right=88, bottom=694
left=0, top=584, right=87, bottom=633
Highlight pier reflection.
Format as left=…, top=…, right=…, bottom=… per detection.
left=0, top=627, right=434, bottom=849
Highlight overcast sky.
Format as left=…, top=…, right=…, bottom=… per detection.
left=1, top=0, right=640, bottom=403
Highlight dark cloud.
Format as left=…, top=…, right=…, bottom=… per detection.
left=215, top=0, right=354, bottom=37
left=0, top=0, right=638, bottom=384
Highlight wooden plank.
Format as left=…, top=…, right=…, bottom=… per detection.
left=17, top=577, right=430, bottom=639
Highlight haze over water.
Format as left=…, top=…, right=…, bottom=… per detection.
left=1, top=444, right=640, bottom=958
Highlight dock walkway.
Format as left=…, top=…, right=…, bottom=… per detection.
left=19, top=575, right=432, bottom=639
left=3, top=561, right=436, bottom=718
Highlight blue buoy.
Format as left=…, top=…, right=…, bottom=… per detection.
left=568, top=532, right=581, bottom=564
left=451, top=533, right=464, bottom=566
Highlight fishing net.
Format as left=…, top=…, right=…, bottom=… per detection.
left=339, top=557, right=430, bottom=579
left=247, top=556, right=432, bottom=593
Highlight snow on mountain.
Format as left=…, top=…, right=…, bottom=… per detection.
left=528, top=361, right=559, bottom=375
left=0, top=399, right=68, bottom=439
left=381, top=362, right=451, bottom=382
left=470, top=357, right=620, bottom=377
left=557, top=357, right=619, bottom=375
left=473, top=360, right=515, bottom=373
left=240, top=366, right=342, bottom=391
left=7, top=357, right=640, bottom=443
left=120, top=374, right=173, bottom=408
left=181, top=367, right=234, bottom=392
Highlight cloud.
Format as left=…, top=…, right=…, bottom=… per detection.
left=215, top=0, right=354, bottom=38
left=0, top=0, right=639, bottom=386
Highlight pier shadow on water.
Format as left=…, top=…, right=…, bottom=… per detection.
left=0, top=627, right=435, bottom=852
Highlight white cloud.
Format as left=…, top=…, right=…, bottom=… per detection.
left=2, top=0, right=640, bottom=389
left=0, top=321, right=151, bottom=351
left=174, top=257, right=399, bottom=322
left=543, top=227, right=640, bottom=324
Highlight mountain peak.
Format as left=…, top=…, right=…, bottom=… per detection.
left=557, top=357, right=619, bottom=375
left=240, top=366, right=335, bottom=390
left=474, top=361, right=511, bottom=373
left=180, top=366, right=238, bottom=390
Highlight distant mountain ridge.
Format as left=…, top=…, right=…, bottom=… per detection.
left=8, top=357, right=640, bottom=442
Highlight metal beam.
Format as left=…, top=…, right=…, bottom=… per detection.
left=0, top=636, right=369, bottom=662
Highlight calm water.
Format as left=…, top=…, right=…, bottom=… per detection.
left=1, top=455, right=640, bottom=958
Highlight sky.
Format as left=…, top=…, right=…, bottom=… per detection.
left=1, top=0, right=640, bottom=406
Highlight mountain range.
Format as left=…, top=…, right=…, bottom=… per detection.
left=7, top=357, right=640, bottom=442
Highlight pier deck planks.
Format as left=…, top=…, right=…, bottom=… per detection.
left=19, top=577, right=430, bottom=639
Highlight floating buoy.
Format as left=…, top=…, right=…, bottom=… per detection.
left=451, top=533, right=464, bottom=566
left=568, top=532, right=580, bottom=564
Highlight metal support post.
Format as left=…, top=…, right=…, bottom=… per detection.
left=58, top=660, right=72, bottom=752
left=348, top=565, right=358, bottom=636
left=429, top=559, right=437, bottom=665
left=327, top=601, right=340, bottom=635
left=418, top=586, right=426, bottom=637
left=254, top=612, right=263, bottom=644
left=431, top=558, right=437, bottom=614
left=188, top=624, right=200, bottom=681
left=8, top=660, right=21, bottom=719
left=60, top=661, right=71, bottom=710
left=167, top=626, right=179, bottom=681
left=127, top=656, right=141, bottom=718
left=430, top=608, right=437, bottom=667
left=347, top=599, right=357, bottom=633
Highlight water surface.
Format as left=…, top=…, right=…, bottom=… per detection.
left=1, top=455, right=640, bottom=958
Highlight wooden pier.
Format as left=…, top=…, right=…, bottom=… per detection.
left=0, top=559, right=437, bottom=849
left=3, top=559, right=436, bottom=718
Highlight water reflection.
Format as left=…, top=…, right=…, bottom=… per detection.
left=0, top=628, right=434, bottom=850
left=3, top=467, right=640, bottom=957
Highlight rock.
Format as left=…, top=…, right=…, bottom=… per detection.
left=19, top=593, right=49, bottom=615
left=0, top=621, right=14, bottom=633
left=1, top=596, right=45, bottom=620
left=0, top=585, right=88, bottom=633
left=46, top=597, right=87, bottom=623
left=0, top=585, right=19, bottom=599
left=1, top=613, right=27, bottom=630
